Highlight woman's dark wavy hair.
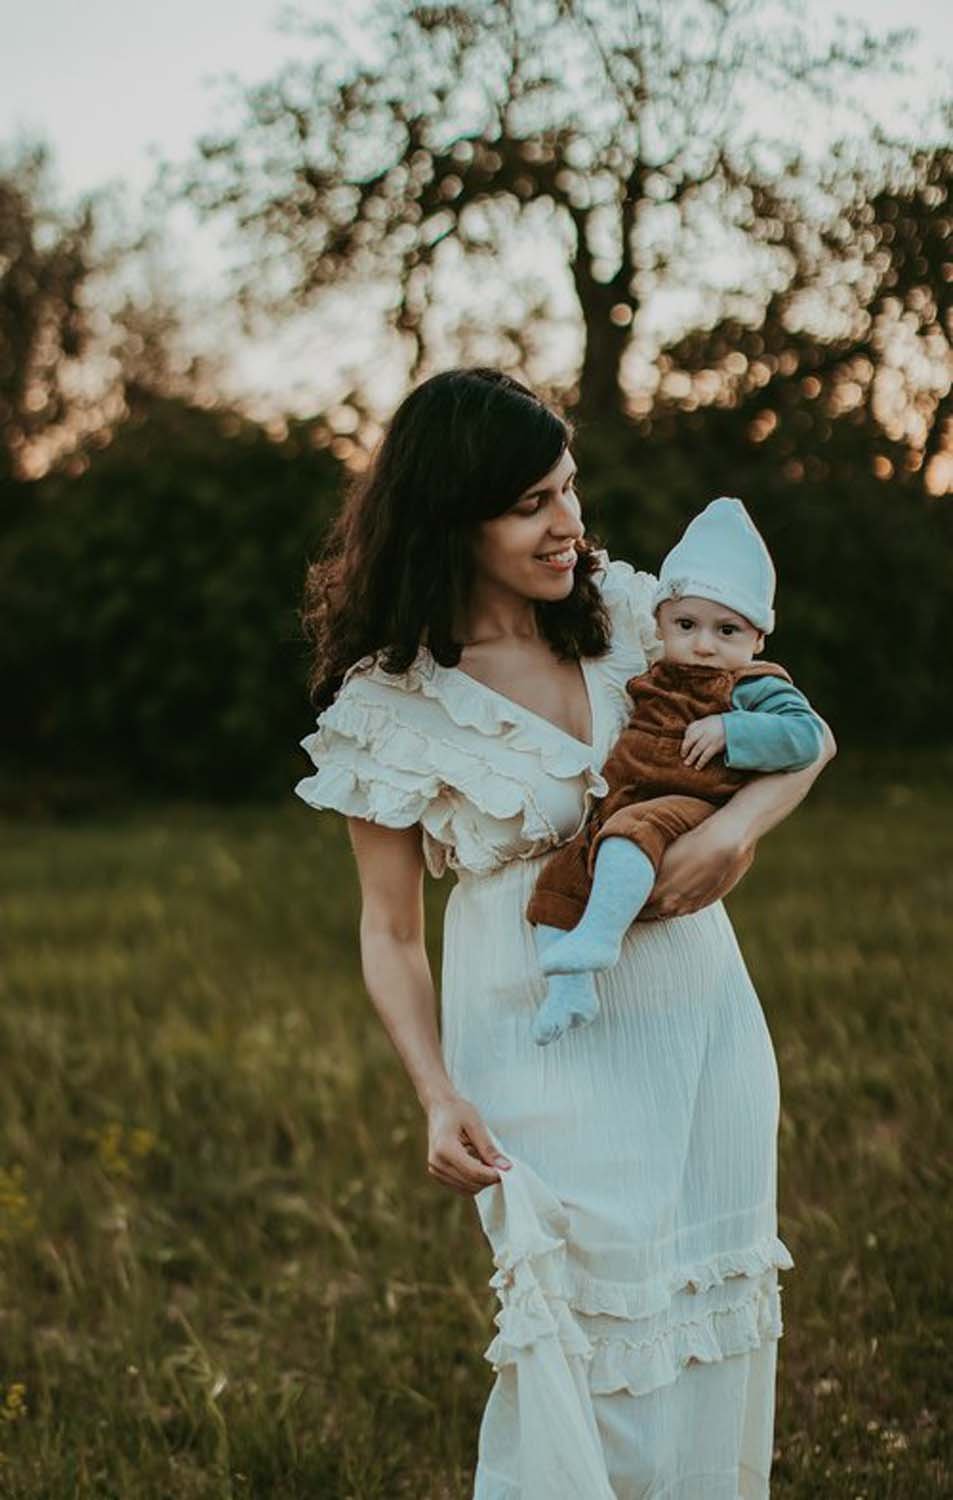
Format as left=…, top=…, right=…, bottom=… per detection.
left=301, top=366, right=612, bottom=709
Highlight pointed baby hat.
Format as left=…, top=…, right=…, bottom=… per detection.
left=651, top=496, right=776, bottom=633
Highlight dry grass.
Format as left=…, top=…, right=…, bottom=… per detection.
left=0, top=749, right=950, bottom=1496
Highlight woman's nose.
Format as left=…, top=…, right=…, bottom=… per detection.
left=551, top=494, right=584, bottom=538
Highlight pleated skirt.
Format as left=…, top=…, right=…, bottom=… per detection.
left=439, top=854, right=793, bottom=1500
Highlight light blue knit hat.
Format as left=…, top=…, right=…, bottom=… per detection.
left=651, top=496, right=776, bottom=634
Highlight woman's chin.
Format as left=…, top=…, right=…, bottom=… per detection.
left=530, top=564, right=576, bottom=592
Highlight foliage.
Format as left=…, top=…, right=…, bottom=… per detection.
left=0, top=394, right=342, bottom=802
left=2, top=102, right=951, bottom=801
left=643, top=136, right=953, bottom=488
left=575, top=353, right=953, bottom=750
left=0, top=143, right=107, bottom=483
left=178, top=0, right=921, bottom=419
left=0, top=762, right=950, bottom=1494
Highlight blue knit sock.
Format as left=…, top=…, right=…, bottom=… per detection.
left=530, top=924, right=600, bottom=1046
left=532, top=970, right=601, bottom=1045
left=540, top=838, right=656, bottom=975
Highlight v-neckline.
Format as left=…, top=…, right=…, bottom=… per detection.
left=448, top=654, right=598, bottom=752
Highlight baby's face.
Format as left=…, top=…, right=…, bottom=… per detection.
left=655, top=596, right=764, bottom=670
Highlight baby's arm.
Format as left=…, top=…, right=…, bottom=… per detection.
left=681, top=675, right=825, bottom=772
left=721, top=676, right=826, bottom=772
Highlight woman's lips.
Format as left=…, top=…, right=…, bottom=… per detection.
left=534, top=547, right=576, bottom=572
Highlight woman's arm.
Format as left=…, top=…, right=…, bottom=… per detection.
left=345, top=816, right=511, bottom=1192
left=641, top=717, right=836, bottom=919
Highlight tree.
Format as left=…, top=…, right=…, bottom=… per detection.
left=643, top=131, right=953, bottom=494
left=0, top=143, right=107, bottom=484
left=179, top=0, right=920, bottom=429
left=0, top=138, right=235, bottom=490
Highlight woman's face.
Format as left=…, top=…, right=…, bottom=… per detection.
left=468, top=447, right=584, bottom=602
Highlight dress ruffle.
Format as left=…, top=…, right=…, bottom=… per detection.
left=586, top=1277, right=784, bottom=1399
left=588, top=551, right=665, bottom=729
left=296, top=648, right=612, bottom=880
left=475, top=1135, right=792, bottom=1498
left=562, top=1234, right=794, bottom=1321
left=294, top=548, right=664, bottom=879
left=475, top=1142, right=618, bottom=1500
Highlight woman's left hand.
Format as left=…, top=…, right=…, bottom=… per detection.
left=639, top=815, right=754, bottom=920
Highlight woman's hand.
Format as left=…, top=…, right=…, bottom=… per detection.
left=426, top=1094, right=513, bottom=1196
left=640, top=815, right=755, bottom=920
left=639, top=721, right=836, bottom=920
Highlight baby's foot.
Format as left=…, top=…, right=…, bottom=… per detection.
left=531, top=970, right=600, bottom=1046
left=540, top=925, right=623, bottom=976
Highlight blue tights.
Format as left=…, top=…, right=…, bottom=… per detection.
left=530, top=838, right=656, bottom=1046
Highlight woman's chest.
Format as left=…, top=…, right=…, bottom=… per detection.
left=455, top=639, right=595, bottom=748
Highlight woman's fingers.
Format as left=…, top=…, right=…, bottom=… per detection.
left=427, top=1144, right=501, bottom=1195
left=427, top=1162, right=473, bottom=1196
left=454, top=1140, right=502, bottom=1187
left=643, top=871, right=721, bottom=917
left=426, top=1096, right=513, bottom=1196
left=465, top=1121, right=512, bottom=1172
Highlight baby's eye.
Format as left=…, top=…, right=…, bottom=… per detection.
left=719, top=625, right=738, bottom=636
left=676, top=618, right=694, bottom=630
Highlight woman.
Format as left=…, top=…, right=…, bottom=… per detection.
left=295, top=368, right=835, bottom=1499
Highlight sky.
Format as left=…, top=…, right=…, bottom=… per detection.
left=2, top=0, right=950, bottom=419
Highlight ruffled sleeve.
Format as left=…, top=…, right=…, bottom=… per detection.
left=592, top=549, right=664, bottom=670
left=294, top=647, right=611, bottom=881
left=586, top=551, right=663, bottom=736
left=294, top=657, right=451, bottom=874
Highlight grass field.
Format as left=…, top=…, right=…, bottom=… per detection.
left=1, top=750, right=950, bottom=1497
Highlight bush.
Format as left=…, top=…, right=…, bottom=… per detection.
left=1, top=396, right=342, bottom=800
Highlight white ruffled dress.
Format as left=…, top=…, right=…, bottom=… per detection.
left=295, top=552, right=794, bottom=1500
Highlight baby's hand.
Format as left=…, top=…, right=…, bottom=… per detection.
left=681, top=715, right=727, bottom=769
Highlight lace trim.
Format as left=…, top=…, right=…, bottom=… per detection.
left=298, top=657, right=611, bottom=876
left=477, top=1147, right=793, bottom=1405
left=563, top=1235, right=795, bottom=1321
left=484, top=1232, right=790, bottom=1390
left=585, top=1280, right=784, bottom=1398
left=592, top=552, right=665, bottom=675
left=343, top=650, right=604, bottom=779
left=300, top=693, right=560, bottom=841
left=297, top=551, right=663, bottom=875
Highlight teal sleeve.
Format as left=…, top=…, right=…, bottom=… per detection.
left=723, top=676, right=826, bottom=772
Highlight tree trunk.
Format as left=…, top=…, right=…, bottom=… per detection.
left=568, top=204, right=633, bottom=440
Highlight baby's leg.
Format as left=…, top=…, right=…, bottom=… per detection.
left=530, top=924, right=599, bottom=1047
left=540, top=838, right=655, bottom=975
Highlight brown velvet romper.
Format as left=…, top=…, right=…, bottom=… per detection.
left=524, top=657, right=793, bottom=932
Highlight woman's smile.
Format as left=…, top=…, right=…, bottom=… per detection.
left=534, top=544, right=577, bottom=571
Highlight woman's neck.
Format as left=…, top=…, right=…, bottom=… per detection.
left=457, top=579, right=540, bottom=647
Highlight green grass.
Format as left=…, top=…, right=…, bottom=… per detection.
left=0, top=751, right=950, bottom=1497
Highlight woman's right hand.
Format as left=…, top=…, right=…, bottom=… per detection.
left=426, top=1094, right=512, bottom=1196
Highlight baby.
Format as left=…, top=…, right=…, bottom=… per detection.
left=526, top=496, right=826, bottom=1047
